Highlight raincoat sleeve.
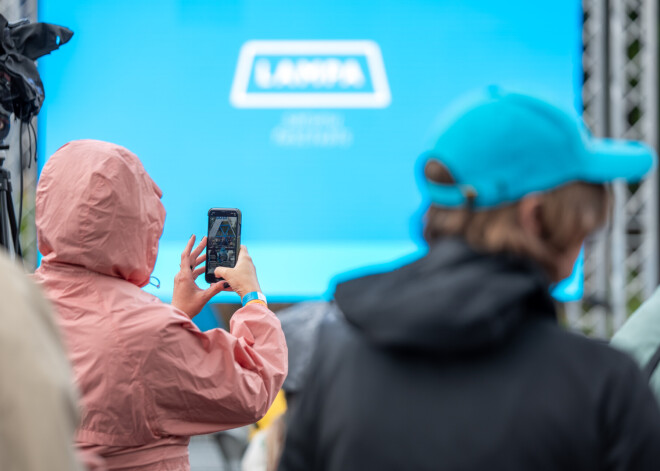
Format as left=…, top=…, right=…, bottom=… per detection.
left=144, top=302, right=288, bottom=436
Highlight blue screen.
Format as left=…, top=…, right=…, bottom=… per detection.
left=39, top=0, right=583, bottom=302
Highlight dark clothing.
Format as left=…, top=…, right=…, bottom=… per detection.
left=279, top=239, right=660, bottom=471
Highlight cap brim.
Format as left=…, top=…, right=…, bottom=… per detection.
left=584, top=138, right=657, bottom=183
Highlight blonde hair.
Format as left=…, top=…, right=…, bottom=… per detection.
left=423, top=160, right=610, bottom=279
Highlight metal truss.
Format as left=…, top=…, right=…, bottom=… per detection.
left=570, top=0, right=659, bottom=337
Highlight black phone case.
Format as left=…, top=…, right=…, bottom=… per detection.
left=205, top=208, right=242, bottom=284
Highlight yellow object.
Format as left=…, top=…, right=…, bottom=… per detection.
left=250, top=390, right=287, bottom=438
left=246, top=299, right=268, bottom=307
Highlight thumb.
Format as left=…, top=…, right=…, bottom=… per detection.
left=214, top=266, right=229, bottom=279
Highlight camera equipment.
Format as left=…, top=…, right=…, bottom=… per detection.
left=0, top=14, right=72, bottom=256
left=0, top=148, right=19, bottom=254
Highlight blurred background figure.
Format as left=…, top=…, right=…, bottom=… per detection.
left=612, top=289, right=660, bottom=403
left=0, top=251, right=84, bottom=471
left=278, top=90, right=660, bottom=471
left=242, top=302, right=332, bottom=471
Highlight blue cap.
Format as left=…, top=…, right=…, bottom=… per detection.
left=420, top=88, right=657, bottom=208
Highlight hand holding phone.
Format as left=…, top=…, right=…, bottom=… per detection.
left=172, top=235, right=230, bottom=319
left=206, top=208, right=241, bottom=283
left=213, top=245, right=262, bottom=300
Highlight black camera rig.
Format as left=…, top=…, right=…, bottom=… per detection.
left=0, top=14, right=72, bottom=256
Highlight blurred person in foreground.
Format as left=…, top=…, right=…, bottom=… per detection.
left=279, top=89, right=660, bottom=471
left=0, top=251, right=84, bottom=471
left=33, top=139, right=288, bottom=471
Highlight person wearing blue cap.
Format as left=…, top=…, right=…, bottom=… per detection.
left=279, top=89, right=660, bottom=471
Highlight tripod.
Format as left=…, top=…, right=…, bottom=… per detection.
left=0, top=144, right=22, bottom=256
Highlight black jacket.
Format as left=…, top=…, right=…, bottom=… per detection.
left=279, top=239, right=660, bottom=471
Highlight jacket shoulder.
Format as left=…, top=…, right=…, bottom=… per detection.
left=535, top=319, right=642, bottom=375
left=611, top=287, right=660, bottom=370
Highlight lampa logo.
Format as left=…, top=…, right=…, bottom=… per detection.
left=230, top=40, right=391, bottom=108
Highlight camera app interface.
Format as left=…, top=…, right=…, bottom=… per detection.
left=207, top=214, right=238, bottom=273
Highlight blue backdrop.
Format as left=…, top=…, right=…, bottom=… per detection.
left=39, top=0, right=583, bottom=303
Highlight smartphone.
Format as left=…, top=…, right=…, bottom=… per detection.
left=205, top=208, right=242, bottom=283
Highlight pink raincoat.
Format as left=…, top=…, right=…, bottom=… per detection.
left=33, top=140, right=288, bottom=470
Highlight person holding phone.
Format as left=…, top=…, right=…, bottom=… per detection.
left=33, top=139, right=287, bottom=471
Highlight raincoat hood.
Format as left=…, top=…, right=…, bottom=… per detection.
left=36, top=139, right=165, bottom=287
left=334, top=238, right=556, bottom=354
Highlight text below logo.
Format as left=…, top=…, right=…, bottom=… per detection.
left=230, top=40, right=391, bottom=109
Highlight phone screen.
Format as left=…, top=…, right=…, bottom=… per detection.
left=206, top=209, right=241, bottom=282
